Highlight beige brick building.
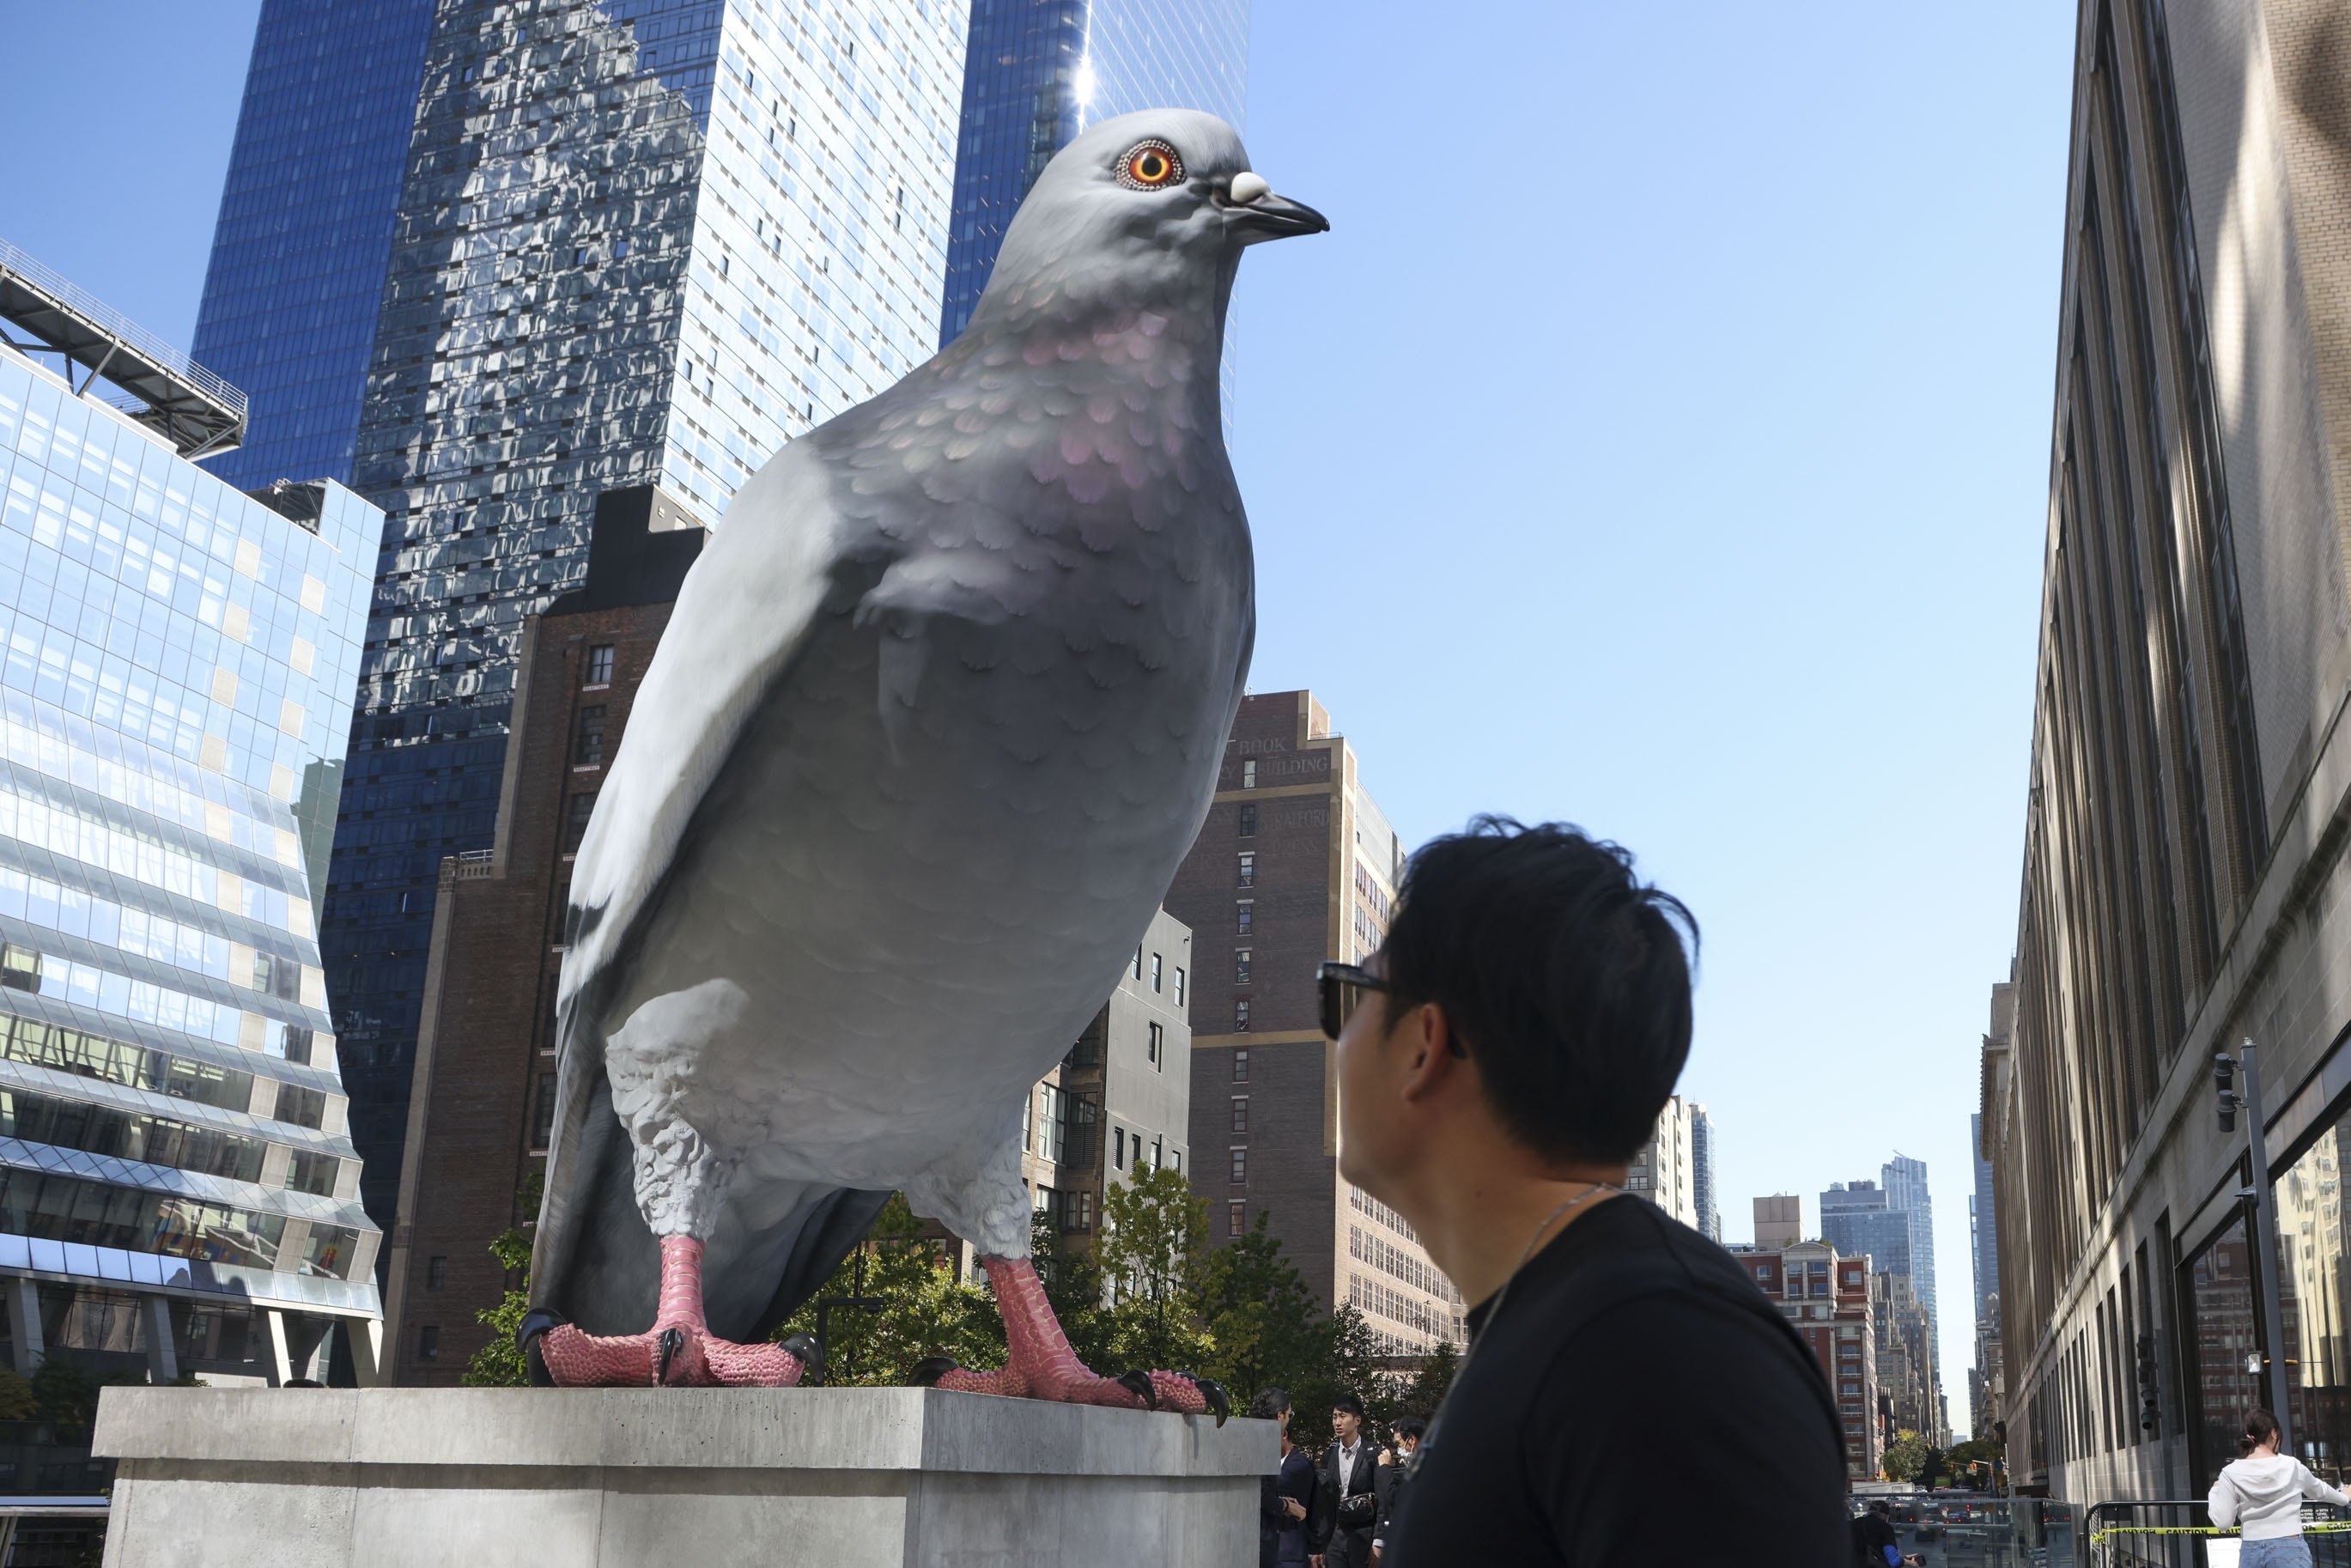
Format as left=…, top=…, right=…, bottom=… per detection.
left=1168, top=692, right=1467, bottom=1355
left=1987, top=0, right=2351, bottom=1503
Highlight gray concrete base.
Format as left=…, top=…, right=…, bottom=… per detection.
left=93, top=1386, right=1273, bottom=1567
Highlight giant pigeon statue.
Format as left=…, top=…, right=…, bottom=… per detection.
left=521, top=109, right=1326, bottom=1413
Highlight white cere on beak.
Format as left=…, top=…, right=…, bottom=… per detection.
left=1229, top=171, right=1270, bottom=204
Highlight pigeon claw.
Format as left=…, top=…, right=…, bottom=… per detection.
left=909, top=1355, right=960, bottom=1388
left=781, top=1334, right=825, bottom=1387
left=518, top=1307, right=568, bottom=1389
left=1117, top=1370, right=1160, bottom=1410
left=655, top=1327, right=688, bottom=1387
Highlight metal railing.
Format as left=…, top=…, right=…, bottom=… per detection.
left=0, top=237, right=247, bottom=418
left=1850, top=1494, right=2079, bottom=1567
left=2086, top=1498, right=2351, bottom=1568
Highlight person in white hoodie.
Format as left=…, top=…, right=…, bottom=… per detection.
left=2208, top=1408, right=2351, bottom=1566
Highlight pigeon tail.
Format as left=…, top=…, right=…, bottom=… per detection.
left=529, top=1236, right=818, bottom=1388
left=910, top=1255, right=1227, bottom=1422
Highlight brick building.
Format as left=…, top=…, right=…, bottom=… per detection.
left=1168, top=691, right=1466, bottom=1354
left=1728, top=1241, right=1880, bottom=1480
left=380, top=486, right=704, bottom=1381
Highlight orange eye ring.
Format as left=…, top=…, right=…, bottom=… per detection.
left=1116, top=140, right=1184, bottom=191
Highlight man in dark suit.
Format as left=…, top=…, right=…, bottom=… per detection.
left=1372, top=1416, right=1425, bottom=1559
left=1311, top=1394, right=1381, bottom=1568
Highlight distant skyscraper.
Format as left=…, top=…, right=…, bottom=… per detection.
left=939, top=0, right=1250, bottom=345
left=1690, top=1101, right=1720, bottom=1243
left=1882, top=1152, right=1939, bottom=1366
left=1820, top=1181, right=1911, bottom=1276
left=196, top=0, right=973, bottom=1230
left=1627, top=1097, right=1697, bottom=1226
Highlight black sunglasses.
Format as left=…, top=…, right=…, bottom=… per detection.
left=1318, top=961, right=1389, bottom=1040
left=1318, top=960, right=1468, bottom=1056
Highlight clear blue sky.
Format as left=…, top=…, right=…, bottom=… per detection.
left=0, top=2, right=2077, bottom=1436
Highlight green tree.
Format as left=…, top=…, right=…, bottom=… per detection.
left=463, top=1170, right=544, bottom=1387
left=1094, top=1164, right=1212, bottom=1373
left=1392, top=1340, right=1461, bottom=1425
left=1193, top=1210, right=1323, bottom=1402
left=773, top=1194, right=1004, bottom=1385
left=1881, top=1428, right=1930, bottom=1483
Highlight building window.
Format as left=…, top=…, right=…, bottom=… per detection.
left=1114, top=1127, right=1126, bottom=1169
left=1235, top=999, right=1251, bottom=1031
left=585, top=645, right=615, bottom=686
left=1236, top=902, right=1253, bottom=935
left=1231, top=1097, right=1248, bottom=1133
left=1147, top=1022, right=1163, bottom=1067
left=1242, top=759, right=1256, bottom=788
left=565, top=791, right=598, bottom=851
left=1170, top=1148, right=1180, bottom=1175
left=417, top=1324, right=440, bottom=1362
left=1233, top=1049, right=1249, bottom=1083
left=1173, top=967, right=1186, bottom=1006
left=1238, top=804, right=1257, bottom=836
left=1230, top=1146, right=1247, bottom=1183
left=1131, top=947, right=1143, bottom=980
left=427, top=1255, right=447, bottom=1291
left=1230, top=1200, right=1247, bottom=1237
left=0, top=945, right=39, bottom=993
left=1150, top=953, right=1163, bottom=993
left=1236, top=853, right=1254, bottom=887
left=1235, top=949, right=1252, bottom=985
left=574, top=705, right=607, bottom=767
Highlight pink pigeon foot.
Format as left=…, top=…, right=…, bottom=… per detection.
left=525, top=1236, right=817, bottom=1387
left=910, top=1255, right=1228, bottom=1420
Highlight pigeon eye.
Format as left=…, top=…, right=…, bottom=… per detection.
left=1116, top=140, right=1183, bottom=191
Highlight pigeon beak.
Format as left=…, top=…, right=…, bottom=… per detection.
left=1224, top=175, right=1330, bottom=245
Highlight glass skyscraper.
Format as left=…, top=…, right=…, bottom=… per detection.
left=190, top=0, right=441, bottom=494
left=0, top=308, right=380, bottom=1386
left=939, top=0, right=1249, bottom=345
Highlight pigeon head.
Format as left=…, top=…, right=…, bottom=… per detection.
left=970, top=108, right=1327, bottom=337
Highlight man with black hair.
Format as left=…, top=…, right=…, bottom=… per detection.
left=1327, top=819, right=1847, bottom=1565
left=1373, top=1416, right=1425, bottom=1562
left=1313, top=1393, right=1381, bottom=1568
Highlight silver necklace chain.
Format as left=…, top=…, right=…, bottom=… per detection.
left=1402, top=1182, right=1621, bottom=1483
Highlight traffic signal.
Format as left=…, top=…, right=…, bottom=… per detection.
left=2137, top=1332, right=2161, bottom=1436
left=2216, top=1053, right=2241, bottom=1132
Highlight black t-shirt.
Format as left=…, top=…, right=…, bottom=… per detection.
left=1382, top=1195, right=1850, bottom=1566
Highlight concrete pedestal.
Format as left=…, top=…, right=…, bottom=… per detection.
left=92, top=1385, right=1273, bottom=1567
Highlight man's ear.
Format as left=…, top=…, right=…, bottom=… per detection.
left=1397, top=1000, right=1463, bottom=1104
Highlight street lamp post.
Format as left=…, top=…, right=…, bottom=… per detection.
left=2219, top=1042, right=2293, bottom=1445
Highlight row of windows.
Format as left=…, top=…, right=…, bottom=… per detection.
left=1127, top=945, right=1186, bottom=1006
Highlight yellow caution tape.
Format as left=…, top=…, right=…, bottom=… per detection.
left=2087, top=1524, right=2351, bottom=1545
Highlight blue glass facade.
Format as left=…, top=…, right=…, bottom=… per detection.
left=0, top=343, right=381, bottom=1383
left=939, top=0, right=1249, bottom=346
left=189, top=0, right=440, bottom=493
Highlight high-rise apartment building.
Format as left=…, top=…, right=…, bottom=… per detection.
left=0, top=252, right=381, bottom=1389
left=1823, top=1158, right=1942, bottom=1410
left=939, top=0, right=1249, bottom=347
left=1626, top=1096, right=1698, bottom=1227
left=1690, top=1100, right=1721, bottom=1243
left=1985, top=0, right=2351, bottom=1504
left=1169, top=690, right=1467, bottom=1354
left=1726, top=1241, right=1880, bottom=1480
left=195, top=0, right=973, bottom=1231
